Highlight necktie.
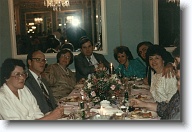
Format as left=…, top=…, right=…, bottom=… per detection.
left=37, top=77, right=54, bottom=110
left=87, top=56, right=93, bottom=65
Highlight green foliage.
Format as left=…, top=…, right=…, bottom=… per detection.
left=83, top=69, right=122, bottom=103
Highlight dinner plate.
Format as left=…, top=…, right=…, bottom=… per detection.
left=133, top=84, right=149, bottom=89
left=58, top=117, right=68, bottom=120
left=128, top=110, right=158, bottom=120
left=133, top=94, right=152, bottom=100
left=59, top=96, right=80, bottom=102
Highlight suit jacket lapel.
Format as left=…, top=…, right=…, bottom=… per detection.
left=80, top=53, right=90, bottom=65
left=27, top=71, right=44, bottom=96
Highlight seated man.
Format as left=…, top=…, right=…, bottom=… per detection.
left=74, top=36, right=110, bottom=82
left=25, top=50, right=57, bottom=114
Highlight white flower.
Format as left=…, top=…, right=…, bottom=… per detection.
left=110, top=85, right=116, bottom=90
left=117, top=80, right=122, bottom=84
left=91, top=91, right=96, bottom=97
left=110, top=74, right=118, bottom=80
left=87, top=82, right=93, bottom=89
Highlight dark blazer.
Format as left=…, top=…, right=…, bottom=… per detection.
left=74, top=52, right=110, bottom=82
left=25, top=70, right=57, bottom=114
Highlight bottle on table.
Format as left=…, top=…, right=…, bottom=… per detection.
left=124, top=91, right=129, bottom=102
left=80, top=101, right=85, bottom=119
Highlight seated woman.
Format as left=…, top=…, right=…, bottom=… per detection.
left=0, top=58, right=64, bottom=120
left=42, top=49, right=76, bottom=102
left=130, top=47, right=180, bottom=120
left=146, top=45, right=177, bottom=102
left=136, top=41, right=175, bottom=85
left=113, top=46, right=146, bottom=78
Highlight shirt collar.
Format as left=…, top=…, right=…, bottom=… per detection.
left=29, top=69, right=40, bottom=80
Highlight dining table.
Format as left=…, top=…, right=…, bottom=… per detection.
left=58, top=77, right=161, bottom=120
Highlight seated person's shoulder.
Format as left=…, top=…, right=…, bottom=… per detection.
left=45, top=63, right=57, bottom=69
left=0, top=89, right=6, bottom=97
left=93, top=52, right=104, bottom=57
left=45, top=64, right=64, bottom=74
left=129, top=59, right=144, bottom=68
left=74, top=54, right=80, bottom=61
left=130, top=58, right=142, bottom=64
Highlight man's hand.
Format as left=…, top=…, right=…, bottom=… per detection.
left=143, top=77, right=149, bottom=85
left=162, top=63, right=175, bottom=78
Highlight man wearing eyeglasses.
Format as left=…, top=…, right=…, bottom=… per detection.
left=25, top=50, right=57, bottom=114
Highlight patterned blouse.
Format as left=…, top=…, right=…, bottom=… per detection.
left=150, top=72, right=177, bottom=102
left=157, top=90, right=180, bottom=120
left=43, top=63, right=76, bottom=102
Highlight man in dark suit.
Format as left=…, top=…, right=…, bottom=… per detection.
left=25, top=50, right=57, bottom=114
left=74, top=36, right=110, bottom=82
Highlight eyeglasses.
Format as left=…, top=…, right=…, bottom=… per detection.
left=32, top=58, right=47, bottom=63
left=60, top=54, right=71, bottom=60
left=11, top=72, right=28, bottom=79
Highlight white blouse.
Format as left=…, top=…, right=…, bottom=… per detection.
left=150, top=73, right=177, bottom=102
left=0, top=84, right=44, bottom=120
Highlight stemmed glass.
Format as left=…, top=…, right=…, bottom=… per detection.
left=131, top=75, right=137, bottom=89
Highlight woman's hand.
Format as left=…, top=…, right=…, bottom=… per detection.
left=129, top=99, right=146, bottom=108
left=39, top=106, right=64, bottom=120
left=143, top=77, right=148, bottom=85
left=50, top=106, right=64, bottom=119
left=130, top=99, right=157, bottom=112
left=162, top=63, right=175, bottom=78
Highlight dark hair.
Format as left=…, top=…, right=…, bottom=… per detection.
left=113, top=46, right=133, bottom=62
left=172, top=47, right=180, bottom=58
left=26, top=49, right=41, bottom=68
left=47, top=36, right=60, bottom=49
left=56, top=49, right=74, bottom=66
left=78, top=36, right=93, bottom=48
left=0, top=58, right=25, bottom=85
left=60, top=43, right=74, bottom=52
left=136, top=41, right=153, bottom=57
left=146, top=45, right=170, bottom=67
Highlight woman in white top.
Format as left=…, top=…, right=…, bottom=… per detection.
left=146, top=45, right=177, bottom=102
left=0, top=58, right=64, bottom=120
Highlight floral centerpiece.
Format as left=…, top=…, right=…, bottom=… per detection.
left=82, top=68, right=123, bottom=104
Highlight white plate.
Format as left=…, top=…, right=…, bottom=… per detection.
left=128, top=110, right=158, bottom=120
left=133, top=94, right=152, bottom=100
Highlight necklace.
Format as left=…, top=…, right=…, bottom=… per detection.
left=57, top=63, right=69, bottom=75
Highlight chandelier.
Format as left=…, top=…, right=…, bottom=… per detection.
left=44, top=0, right=70, bottom=11
left=166, top=0, right=180, bottom=6
left=34, top=17, right=43, bottom=24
